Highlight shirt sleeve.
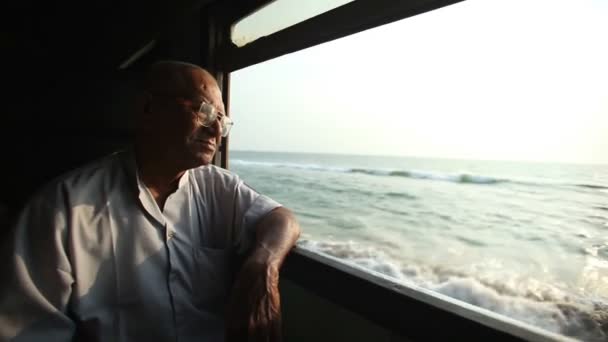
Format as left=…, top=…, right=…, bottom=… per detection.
left=231, top=181, right=282, bottom=255
left=0, top=188, right=75, bottom=341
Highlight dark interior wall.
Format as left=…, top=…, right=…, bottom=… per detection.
left=1, top=68, right=135, bottom=215
left=1, top=5, right=208, bottom=222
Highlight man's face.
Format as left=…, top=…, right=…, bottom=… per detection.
left=181, top=71, right=226, bottom=167
left=151, top=69, right=226, bottom=168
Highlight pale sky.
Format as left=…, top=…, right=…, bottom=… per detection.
left=229, top=0, right=608, bottom=164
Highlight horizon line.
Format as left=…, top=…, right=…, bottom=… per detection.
left=228, top=148, right=608, bottom=166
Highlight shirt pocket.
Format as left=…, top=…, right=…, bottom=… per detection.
left=192, top=247, right=234, bottom=313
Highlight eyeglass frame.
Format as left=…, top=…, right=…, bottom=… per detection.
left=148, top=92, right=234, bottom=138
left=194, top=101, right=234, bottom=138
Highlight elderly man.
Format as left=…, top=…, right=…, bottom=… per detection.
left=0, top=61, right=300, bottom=341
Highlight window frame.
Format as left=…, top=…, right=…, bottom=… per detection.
left=208, top=1, right=568, bottom=340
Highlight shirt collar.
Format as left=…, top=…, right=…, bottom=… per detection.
left=119, top=147, right=191, bottom=226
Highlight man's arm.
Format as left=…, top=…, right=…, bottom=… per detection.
left=226, top=207, right=300, bottom=342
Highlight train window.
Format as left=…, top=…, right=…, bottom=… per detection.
left=231, top=0, right=355, bottom=47
left=228, top=0, right=608, bottom=340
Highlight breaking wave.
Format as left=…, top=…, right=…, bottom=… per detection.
left=298, top=239, right=608, bottom=341
left=231, top=159, right=608, bottom=189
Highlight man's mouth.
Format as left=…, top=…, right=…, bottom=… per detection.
left=195, top=139, right=215, bottom=148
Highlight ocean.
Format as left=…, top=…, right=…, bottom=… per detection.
left=229, top=150, right=608, bottom=341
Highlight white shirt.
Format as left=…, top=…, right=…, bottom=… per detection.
left=0, top=149, right=281, bottom=342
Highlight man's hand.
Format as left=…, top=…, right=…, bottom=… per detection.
left=225, top=207, right=300, bottom=342
left=225, top=248, right=282, bottom=342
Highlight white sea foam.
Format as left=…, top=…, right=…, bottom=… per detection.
left=298, top=239, right=608, bottom=341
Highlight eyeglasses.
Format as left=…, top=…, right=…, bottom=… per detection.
left=150, top=92, right=234, bottom=137
left=195, top=101, right=234, bottom=138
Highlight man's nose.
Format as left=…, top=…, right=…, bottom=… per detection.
left=202, top=118, right=221, bottom=136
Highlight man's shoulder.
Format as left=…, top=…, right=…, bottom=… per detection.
left=56, top=151, right=125, bottom=184
left=189, top=164, right=242, bottom=187
left=33, top=151, right=127, bottom=200
left=191, top=164, right=240, bottom=179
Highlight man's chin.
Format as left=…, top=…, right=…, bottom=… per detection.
left=184, top=143, right=216, bottom=167
left=192, top=151, right=215, bottom=167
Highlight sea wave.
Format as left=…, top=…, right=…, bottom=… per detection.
left=231, top=159, right=504, bottom=185
left=231, top=159, right=349, bottom=173
left=298, top=239, right=608, bottom=341
left=576, top=184, right=608, bottom=190
left=231, top=159, right=608, bottom=190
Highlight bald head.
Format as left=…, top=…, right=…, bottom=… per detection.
left=142, top=61, right=219, bottom=98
